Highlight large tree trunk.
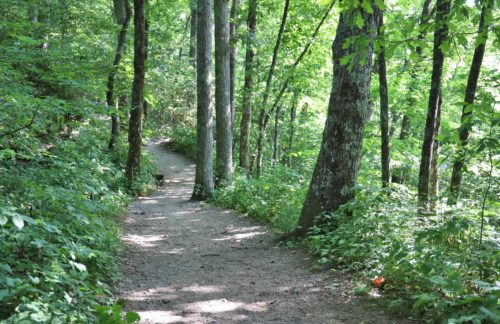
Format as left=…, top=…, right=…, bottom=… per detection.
left=417, top=0, right=450, bottom=210
left=126, top=0, right=146, bottom=182
left=239, top=0, right=257, bottom=171
left=229, top=0, right=239, bottom=129
left=295, top=4, right=380, bottom=236
left=399, top=0, right=432, bottom=140
left=214, top=0, right=233, bottom=186
left=378, top=12, right=390, bottom=187
left=189, top=3, right=197, bottom=66
left=192, top=0, right=214, bottom=200
left=108, top=0, right=132, bottom=149
left=254, top=0, right=290, bottom=178
left=449, top=0, right=491, bottom=204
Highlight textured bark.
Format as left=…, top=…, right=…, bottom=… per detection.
left=189, top=5, right=197, bottom=65
left=429, top=96, right=441, bottom=211
left=113, top=0, right=127, bottom=25
left=255, top=0, right=335, bottom=177
left=449, top=0, right=491, bottom=204
left=214, top=0, right=233, bottom=186
left=378, top=12, right=390, bottom=187
left=192, top=0, right=214, bottom=200
left=399, top=0, right=432, bottom=140
left=254, top=0, right=290, bottom=177
left=143, top=1, right=149, bottom=121
left=108, top=0, right=131, bottom=149
left=229, top=0, right=239, bottom=127
left=417, top=0, right=450, bottom=210
left=239, top=0, right=257, bottom=171
left=126, top=0, right=146, bottom=182
left=295, top=5, right=379, bottom=236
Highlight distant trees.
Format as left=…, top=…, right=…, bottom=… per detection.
left=417, top=0, right=451, bottom=210
left=126, top=0, right=146, bottom=182
left=295, top=3, right=380, bottom=236
left=192, top=0, right=215, bottom=200
left=108, top=0, right=131, bottom=149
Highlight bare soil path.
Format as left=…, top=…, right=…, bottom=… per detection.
left=119, top=140, right=410, bottom=323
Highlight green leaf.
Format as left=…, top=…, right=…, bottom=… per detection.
left=356, top=12, right=365, bottom=29
left=0, top=214, right=7, bottom=226
left=125, top=311, right=141, bottom=323
left=361, top=0, right=374, bottom=14
left=12, top=214, right=24, bottom=229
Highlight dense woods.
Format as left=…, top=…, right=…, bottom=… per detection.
left=1, top=0, right=498, bottom=322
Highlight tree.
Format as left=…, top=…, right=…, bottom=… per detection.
left=192, top=0, right=214, bottom=200
left=294, top=3, right=380, bottom=236
left=229, top=0, right=239, bottom=127
left=239, top=0, right=257, bottom=171
left=126, top=0, right=146, bottom=182
left=214, top=0, right=233, bottom=186
left=449, top=0, right=492, bottom=204
left=189, top=1, right=197, bottom=65
left=254, top=0, right=290, bottom=178
left=417, top=0, right=451, bottom=210
left=108, top=0, right=132, bottom=149
left=377, top=10, right=390, bottom=187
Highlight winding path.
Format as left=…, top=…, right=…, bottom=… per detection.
left=119, top=139, right=408, bottom=323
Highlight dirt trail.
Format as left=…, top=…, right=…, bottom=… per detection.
left=119, top=139, right=409, bottom=323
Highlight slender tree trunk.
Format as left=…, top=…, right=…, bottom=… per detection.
left=378, top=12, right=390, bottom=187
left=239, top=0, right=257, bottom=171
left=254, top=0, right=290, bottom=177
left=108, top=0, right=131, bottom=149
left=272, top=104, right=282, bottom=164
left=189, top=4, right=197, bottom=65
left=229, top=0, right=239, bottom=128
left=126, top=0, right=146, bottom=182
left=399, top=0, right=432, bottom=140
left=192, top=0, right=214, bottom=200
left=214, top=0, right=233, bottom=186
left=255, top=0, right=335, bottom=177
left=417, top=0, right=450, bottom=210
left=178, top=13, right=192, bottom=59
left=449, top=0, right=491, bottom=204
left=287, top=92, right=298, bottom=167
left=143, top=1, right=149, bottom=123
left=295, top=4, right=380, bottom=237
left=429, top=96, right=441, bottom=211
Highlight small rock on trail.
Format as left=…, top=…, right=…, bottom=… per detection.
left=119, top=139, right=413, bottom=323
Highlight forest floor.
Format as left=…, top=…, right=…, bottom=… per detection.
left=118, top=139, right=413, bottom=324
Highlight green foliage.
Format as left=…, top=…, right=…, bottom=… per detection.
left=96, top=304, right=140, bottom=324
left=307, top=186, right=499, bottom=322
left=0, top=121, right=150, bottom=322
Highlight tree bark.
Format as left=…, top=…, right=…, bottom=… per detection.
left=272, top=104, right=282, bottom=164
left=214, top=0, right=233, bottom=186
left=417, top=0, right=450, bottom=210
left=192, top=0, right=214, bottom=200
left=126, top=0, right=146, bottom=182
left=189, top=4, right=197, bottom=65
left=254, top=0, right=290, bottom=177
left=239, top=0, right=257, bottom=171
left=108, top=0, right=132, bottom=149
left=378, top=12, right=390, bottom=187
left=449, top=0, right=491, bottom=204
left=287, top=92, right=298, bottom=166
left=229, top=0, right=239, bottom=128
left=429, top=95, right=441, bottom=211
left=295, top=4, right=380, bottom=236
left=399, top=0, right=432, bottom=140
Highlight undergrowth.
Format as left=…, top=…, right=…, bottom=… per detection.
left=0, top=121, right=154, bottom=323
